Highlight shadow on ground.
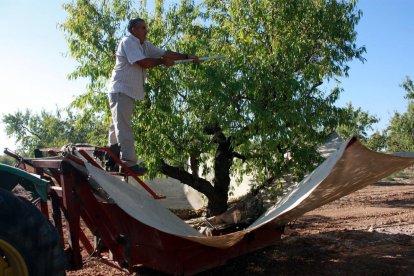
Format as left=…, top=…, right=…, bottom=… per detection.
left=197, top=230, right=414, bottom=275
left=374, top=181, right=414, bottom=187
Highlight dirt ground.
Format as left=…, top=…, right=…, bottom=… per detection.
left=67, top=177, right=414, bottom=276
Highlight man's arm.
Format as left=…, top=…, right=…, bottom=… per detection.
left=136, top=51, right=198, bottom=69
left=163, top=50, right=198, bottom=61
left=136, top=57, right=175, bottom=69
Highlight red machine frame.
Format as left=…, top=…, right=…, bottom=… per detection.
left=5, top=148, right=283, bottom=275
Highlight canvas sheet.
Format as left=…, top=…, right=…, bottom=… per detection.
left=84, top=137, right=414, bottom=249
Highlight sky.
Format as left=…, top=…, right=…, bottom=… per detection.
left=0, top=0, right=413, bottom=151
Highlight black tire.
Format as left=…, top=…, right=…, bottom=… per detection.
left=0, top=188, right=66, bottom=276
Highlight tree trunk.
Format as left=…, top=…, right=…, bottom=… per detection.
left=161, top=126, right=237, bottom=216
left=206, top=132, right=233, bottom=216
left=160, top=139, right=233, bottom=216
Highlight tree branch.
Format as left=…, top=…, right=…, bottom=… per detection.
left=232, top=152, right=246, bottom=162
left=20, top=124, right=43, bottom=141
left=160, top=161, right=215, bottom=197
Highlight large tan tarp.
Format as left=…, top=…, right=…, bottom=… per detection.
left=84, top=137, right=414, bottom=249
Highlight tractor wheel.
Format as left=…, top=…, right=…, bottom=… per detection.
left=0, top=188, right=66, bottom=276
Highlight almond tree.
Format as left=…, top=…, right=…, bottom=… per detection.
left=385, top=77, right=414, bottom=152
left=61, top=0, right=365, bottom=215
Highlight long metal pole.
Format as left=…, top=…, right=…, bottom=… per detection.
left=174, top=55, right=224, bottom=64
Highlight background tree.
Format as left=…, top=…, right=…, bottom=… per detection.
left=336, top=102, right=379, bottom=142
left=384, top=76, right=414, bottom=152
left=0, top=155, right=15, bottom=166
left=60, top=0, right=364, bottom=215
left=2, top=109, right=106, bottom=156
left=365, top=131, right=387, bottom=152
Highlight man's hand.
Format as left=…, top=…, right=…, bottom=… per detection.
left=162, top=57, right=175, bottom=67
left=187, top=55, right=200, bottom=64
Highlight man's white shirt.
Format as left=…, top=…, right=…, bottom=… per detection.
left=108, top=35, right=165, bottom=100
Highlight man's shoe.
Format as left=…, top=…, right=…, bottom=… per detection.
left=123, top=164, right=148, bottom=174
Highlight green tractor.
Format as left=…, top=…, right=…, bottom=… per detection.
left=0, top=163, right=66, bottom=276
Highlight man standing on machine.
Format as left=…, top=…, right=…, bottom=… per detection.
left=107, top=18, right=198, bottom=173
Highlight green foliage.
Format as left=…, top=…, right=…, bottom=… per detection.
left=365, top=131, right=386, bottom=151
left=0, top=155, right=15, bottom=166
left=144, top=0, right=365, bottom=182
left=401, top=76, right=414, bottom=100
left=384, top=77, right=414, bottom=152
left=2, top=109, right=106, bottom=156
left=336, top=102, right=379, bottom=142
left=364, top=76, right=414, bottom=153
left=385, top=110, right=414, bottom=152
left=60, top=0, right=131, bottom=82
left=60, top=0, right=365, bottom=201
